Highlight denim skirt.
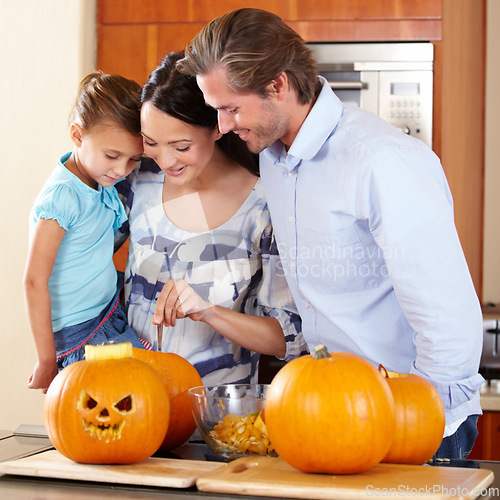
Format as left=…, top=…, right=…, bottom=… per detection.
left=54, top=273, right=144, bottom=370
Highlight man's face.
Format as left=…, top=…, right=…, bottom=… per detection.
left=197, top=66, right=288, bottom=154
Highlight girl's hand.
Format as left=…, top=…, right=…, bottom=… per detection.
left=28, top=361, right=58, bottom=394
left=152, top=279, right=212, bottom=328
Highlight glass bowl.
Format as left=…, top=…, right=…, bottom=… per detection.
left=188, top=384, right=277, bottom=461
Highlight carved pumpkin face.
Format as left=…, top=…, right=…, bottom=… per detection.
left=76, top=388, right=136, bottom=443
left=44, top=343, right=170, bottom=464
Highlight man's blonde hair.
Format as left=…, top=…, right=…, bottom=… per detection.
left=177, top=8, right=320, bottom=105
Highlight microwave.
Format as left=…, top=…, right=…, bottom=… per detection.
left=307, top=42, right=434, bottom=149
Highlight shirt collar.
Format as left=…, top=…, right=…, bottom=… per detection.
left=262, top=77, right=343, bottom=169
left=57, top=153, right=102, bottom=198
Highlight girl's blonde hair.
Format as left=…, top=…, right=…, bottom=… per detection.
left=69, top=72, right=141, bottom=135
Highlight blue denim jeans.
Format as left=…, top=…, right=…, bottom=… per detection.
left=432, top=414, right=479, bottom=460
left=54, top=273, right=144, bottom=370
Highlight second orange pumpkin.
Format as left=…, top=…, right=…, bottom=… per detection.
left=379, top=365, right=445, bottom=465
left=133, top=347, right=202, bottom=451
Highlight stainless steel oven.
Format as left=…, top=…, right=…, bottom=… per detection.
left=307, top=42, right=434, bottom=148
left=481, top=312, right=500, bottom=381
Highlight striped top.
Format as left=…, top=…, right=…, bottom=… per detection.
left=115, top=159, right=307, bottom=385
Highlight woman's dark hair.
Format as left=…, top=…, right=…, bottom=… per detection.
left=141, top=51, right=258, bottom=176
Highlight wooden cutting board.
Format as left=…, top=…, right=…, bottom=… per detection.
left=0, top=449, right=224, bottom=488
left=196, top=456, right=494, bottom=499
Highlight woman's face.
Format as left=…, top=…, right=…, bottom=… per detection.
left=140, top=101, right=220, bottom=184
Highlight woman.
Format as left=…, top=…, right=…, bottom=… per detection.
left=115, top=51, right=307, bottom=385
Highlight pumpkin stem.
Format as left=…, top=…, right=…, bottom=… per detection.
left=313, top=345, right=331, bottom=359
left=378, top=364, right=389, bottom=378
left=85, top=342, right=134, bottom=361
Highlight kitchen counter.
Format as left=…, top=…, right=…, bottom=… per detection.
left=0, top=473, right=264, bottom=500
left=0, top=430, right=251, bottom=500
left=0, top=429, right=499, bottom=500
left=480, top=380, right=500, bottom=412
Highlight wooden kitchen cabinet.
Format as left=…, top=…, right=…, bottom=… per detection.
left=468, top=412, right=500, bottom=461
left=97, top=0, right=442, bottom=84
left=291, top=0, right=442, bottom=42
left=99, top=0, right=486, bottom=298
left=98, top=0, right=441, bottom=25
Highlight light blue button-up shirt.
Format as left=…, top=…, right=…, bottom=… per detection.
left=260, top=77, right=484, bottom=433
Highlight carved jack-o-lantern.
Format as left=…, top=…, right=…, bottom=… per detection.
left=44, top=343, right=170, bottom=464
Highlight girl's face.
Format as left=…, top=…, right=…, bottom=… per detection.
left=140, top=101, right=221, bottom=184
left=71, top=121, right=143, bottom=189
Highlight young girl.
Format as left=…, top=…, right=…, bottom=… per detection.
left=24, top=72, right=145, bottom=393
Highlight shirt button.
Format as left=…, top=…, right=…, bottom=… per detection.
left=304, top=301, right=310, bottom=309
left=288, top=170, right=295, bottom=175
left=288, top=216, right=294, bottom=223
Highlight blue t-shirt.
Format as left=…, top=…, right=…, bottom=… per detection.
left=29, top=153, right=127, bottom=331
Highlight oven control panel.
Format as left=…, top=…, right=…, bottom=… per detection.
left=378, top=71, right=433, bottom=148
left=308, top=42, right=434, bottom=149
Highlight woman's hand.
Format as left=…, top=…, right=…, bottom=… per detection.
left=27, top=361, right=58, bottom=394
left=152, top=279, right=212, bottom=328
left=151, top=279, right=287, bottom=358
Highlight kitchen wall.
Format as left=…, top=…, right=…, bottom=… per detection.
left=0, top=0, right=498, bottom=431
left=0, top=0, right=96, bottom=430
left=483, top=0, right=500, bottom=304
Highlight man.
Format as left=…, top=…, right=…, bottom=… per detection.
left=177, top=8, right=484, bottom=459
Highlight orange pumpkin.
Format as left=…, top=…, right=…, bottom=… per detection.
left=44, top=342, right=169, bottom=464
left=379, top=365, right=445, bottom=465
left=133, top=347, right=202, bottom=451
left=265, top=346, right=395, bottom=474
